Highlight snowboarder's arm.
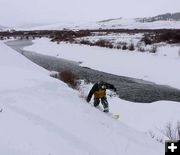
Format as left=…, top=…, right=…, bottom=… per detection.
left=86, top=83, right=98, bottom=102
left=105, top=83, right=117, bottom=92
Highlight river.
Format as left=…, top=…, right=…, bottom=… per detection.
left=6, top=39, right=180, bottom=103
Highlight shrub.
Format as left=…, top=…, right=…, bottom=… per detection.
left=148, top=130, right=164, bottom=143
left=59, top=70, right=80, bottom=89
left=141, top=35, right=152, bottom=45
left=80, top=39, right=92, bottom=45
left=148, top=121, right=180, bottom=143
left=116, top=45, right=121, bottom=49
left=158, top=31, right=180, bottom=43
left=94, top=39, right=107, bottom=46
left=128, top=43, right=135, bottom=51
left=178, top=48, right=180, bottom=57
left=50, top=71, right=59, bottom=79
left=138, top=47, right=145, bottom=52
left=136, top=42, right=145, bottom=52
left=149, top=45, right=157, bottom=53
left=94, top=39, right=114, bottom=48
left=122, top=45, right=128, bottom=50
left=162, top=122, right=180, bottom=141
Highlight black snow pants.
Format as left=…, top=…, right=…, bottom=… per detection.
left=93, top=97, right=108, bottom=110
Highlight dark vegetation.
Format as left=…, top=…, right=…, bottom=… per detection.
left=50, top=70, right=80, bottom=89
left=149, top=121, right=180, bottom=143
left=77, top=39, right=114, bottom=48
left=1, top=29, right=180, bottom=48
left=141, top=30, right=180, bottom=44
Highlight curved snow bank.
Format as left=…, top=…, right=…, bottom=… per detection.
left=0, top=41, right=49, bottom=91
left=0, top=41, right=164, bottom=155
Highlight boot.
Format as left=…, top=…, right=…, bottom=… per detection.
left=103, top=107, right=109, bottom=113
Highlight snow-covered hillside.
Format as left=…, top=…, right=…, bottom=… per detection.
left=0, top=25, right=6, bottom=31
left=16, top=18, right=180, bottom=30
left=95, top=18, right=180, bottom=29
left=0, top=40, right=169, bottom=155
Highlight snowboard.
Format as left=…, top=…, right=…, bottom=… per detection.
left=95, top=106, right=120, bottom=120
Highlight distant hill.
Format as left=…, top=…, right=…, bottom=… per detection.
left=0, top=25, right=6, bottom=31
left=12, top=12, right=180, bottom=30
left=97, top=17, right=122, bottom=23
left=137, top=12, right=180, bottom=22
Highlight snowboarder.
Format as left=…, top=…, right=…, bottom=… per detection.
left=86, top=81, right=117, bottom=113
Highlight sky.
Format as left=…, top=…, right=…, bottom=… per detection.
left=0, top=0, right=180, bottom=26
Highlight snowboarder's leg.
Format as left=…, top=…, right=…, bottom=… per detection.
left=94, top=98, right=100, bottom=107
left=101, top=97, right=109, bottom=113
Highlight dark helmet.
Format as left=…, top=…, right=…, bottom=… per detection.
left=98, top=81, right=105, bottom=85
left=98, top=81, right=106, bottom=89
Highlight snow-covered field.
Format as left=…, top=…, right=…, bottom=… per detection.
left=76, top=32, right=144, bottom=48
left=0, top=38, right=180, bottom=155
left=16, top=18, right=180, bottom=30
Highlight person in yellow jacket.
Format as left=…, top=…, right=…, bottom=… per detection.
left=86, top=81, right=117, bottom=113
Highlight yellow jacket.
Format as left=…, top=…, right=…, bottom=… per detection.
left=94, top=88, right=106, bottom=98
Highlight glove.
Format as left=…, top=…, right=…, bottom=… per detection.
left=86, top=97, right=90, bottom=103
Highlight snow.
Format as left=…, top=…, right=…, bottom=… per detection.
left=24, top=37, right=180, bottom=139
left=0, top=37, right=180, bottom=155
